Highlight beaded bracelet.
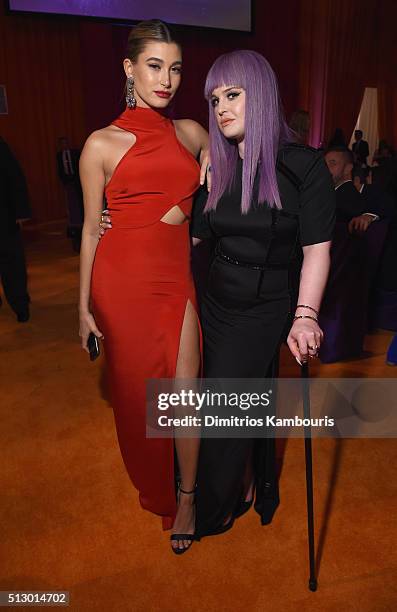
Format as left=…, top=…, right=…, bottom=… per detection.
left=296, top=304, right=319, bottom=316
left=293, top=314, right=318, bottom=323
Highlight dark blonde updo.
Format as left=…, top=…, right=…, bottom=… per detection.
left=126, top=19, right=181, bottom=62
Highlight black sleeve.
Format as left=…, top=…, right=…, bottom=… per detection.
left=190, top=185, right=213, bottom=240
left=364, top=185, right=397, bottom=221
left=299, top=154, right=336, bottom=246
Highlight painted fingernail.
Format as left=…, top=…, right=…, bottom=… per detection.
left=296, top=357, right=302, bottom=366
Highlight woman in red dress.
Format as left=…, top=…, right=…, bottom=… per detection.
left=78, top=20, right=208, bottom=554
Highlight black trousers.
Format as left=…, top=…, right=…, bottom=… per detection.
left=0, top=228, right=30, bottom=314
left=195, top=257, right=292, bottom=537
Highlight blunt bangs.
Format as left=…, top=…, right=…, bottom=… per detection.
left=204, top=50, right=293, bottom=215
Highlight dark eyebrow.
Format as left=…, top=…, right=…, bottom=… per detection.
left=146, top=56, right=182, bottom=66
left=211, top=86, right=241, bottom=97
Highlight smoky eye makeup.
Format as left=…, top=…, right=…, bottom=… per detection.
left=211, top=87, right=242, bottom=106
left=227, top=91, right=240, bottom=101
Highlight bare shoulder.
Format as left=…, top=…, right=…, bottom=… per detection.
left=82, top=125, right=132, bottom=167
left=173, top=119, right=208, bottom=157
left=83, top=126, right=118, bottom=152
left=174, top=119, right=208, bottom=139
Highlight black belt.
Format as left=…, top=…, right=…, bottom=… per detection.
left=216, top=247, right=290, bottom=271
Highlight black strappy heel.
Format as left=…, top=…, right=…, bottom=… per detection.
left=170, top=485, right=197, bottom=555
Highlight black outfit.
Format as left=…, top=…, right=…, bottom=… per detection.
left=367, top=182, right=397, bottom=293
left=57, top=148, right=84, bottom=251
left=191, top=145, right=336, bottom=537
left=56, top=148, right=81, bottom=184
left=372, top=160, right=397, bottom=207
left=361, top=183, right=396, bottom=220
left=335, top=180, right=365, bottom=222
left=0, top=137, right=31, bottom=319
left=352, top=139, right=369, bottom=165
left=370, top=161, right=397, bottom=292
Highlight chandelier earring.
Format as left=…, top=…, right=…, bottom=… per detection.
left=126, top=76, right=136, bottom=109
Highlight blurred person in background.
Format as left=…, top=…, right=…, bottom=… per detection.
left=372, top=139, right=394, bottom=166
left=0, top=136, right=31, bottom=322
left=325, top=146, right=378, bottom=232
left=352, top=129, right=369, bottom=167
left=56, top=136, right=83, bottom=251
left=289, top=109, right=310, bottom=145
left=353, top=166, right=396, bottom=221
left=328, top=127, right=348, bottom=148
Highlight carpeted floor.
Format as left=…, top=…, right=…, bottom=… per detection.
left=1, top=224, right=396, bottom=611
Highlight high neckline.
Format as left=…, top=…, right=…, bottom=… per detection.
left=114, top=105, right=170, bottom=129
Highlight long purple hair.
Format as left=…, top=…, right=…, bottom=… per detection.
left=204, top=50, right=292, bottom=214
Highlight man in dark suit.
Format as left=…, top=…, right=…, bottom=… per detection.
left=353, top=167, right=396, bottom=221
left=325, top=146, right=378, bottom=232
left=0, top=136, right=31, bottom=321
left=56, top=137, right=83, bottom=251
left=352, top=130, right=369, bottom=166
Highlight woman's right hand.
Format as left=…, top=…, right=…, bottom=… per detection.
left=99, top=209, right=112, bottom=238
left=79, top=310, right=104, bottom=352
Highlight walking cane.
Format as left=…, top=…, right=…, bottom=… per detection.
left=301, top=361, right=317, bottom=591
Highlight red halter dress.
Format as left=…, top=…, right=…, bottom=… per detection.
left=91, top=106, right=202, bottom=529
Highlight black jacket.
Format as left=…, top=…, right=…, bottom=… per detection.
left=352, top=140, right=369, bottom=164
left=361, top=183, right=397, bottom=221
left=335, top=181, right=365, bottom=222
left=0, top=137, right=31, bottom=235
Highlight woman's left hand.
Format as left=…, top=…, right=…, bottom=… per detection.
left=287, top=317, right=323, bottom=364
left=199, top=150, right=212, bottom=191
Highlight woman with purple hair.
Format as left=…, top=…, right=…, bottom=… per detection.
left=190, top=50, right=335, bottom=538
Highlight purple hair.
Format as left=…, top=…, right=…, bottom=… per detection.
left=204, top=50, right=293, bottom=214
